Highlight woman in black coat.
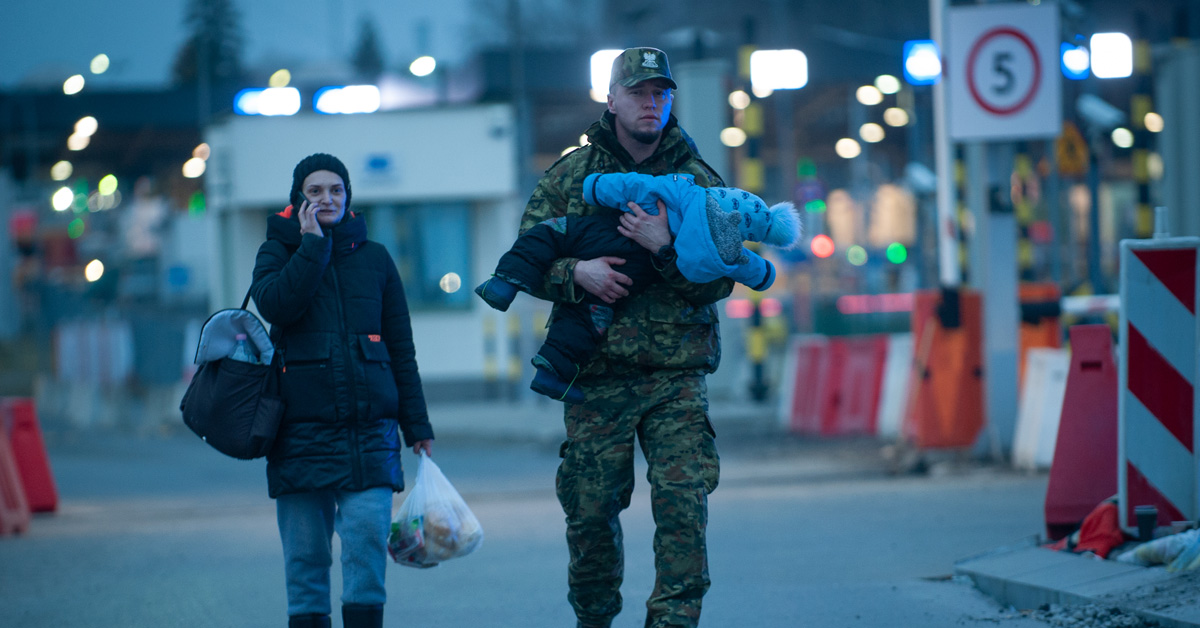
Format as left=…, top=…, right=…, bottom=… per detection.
left=250, top=153, right=433, bottom=628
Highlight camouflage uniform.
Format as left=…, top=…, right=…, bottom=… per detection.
left=519, top=48, right=731, bottom=628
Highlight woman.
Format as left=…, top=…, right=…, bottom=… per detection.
left=250, top=153, right=434, bottom=628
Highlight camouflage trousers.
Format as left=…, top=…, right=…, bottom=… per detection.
left=556, top=369, right=720, bottom=628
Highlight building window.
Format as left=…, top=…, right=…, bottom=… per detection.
left=366, top=202, right=471, bottom=310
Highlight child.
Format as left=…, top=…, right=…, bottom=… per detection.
left=476, top=171, right=801, bottom=403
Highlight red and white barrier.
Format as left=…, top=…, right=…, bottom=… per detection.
left=875, top=334, right=913, bottom=439
left=779, top=334, right=891, bottom=437
left=779, top=335, right=830, bottom=434
left=1118, top=237, right=1200, bottom=530
left=1013, top=347, right=1069, bottom=470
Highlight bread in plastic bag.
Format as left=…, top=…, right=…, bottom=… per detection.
left=388, top=452, right=483, bottom=568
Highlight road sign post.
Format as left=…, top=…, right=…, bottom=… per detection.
left=944, top=2, right=1062, bottom=457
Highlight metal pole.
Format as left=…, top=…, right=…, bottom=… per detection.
left=1087, top=129, right=1104, bottom=292
left=931, top=0, right=960, bottom=288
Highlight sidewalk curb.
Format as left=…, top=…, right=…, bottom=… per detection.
left=956, top=545, right=1200, bottom=628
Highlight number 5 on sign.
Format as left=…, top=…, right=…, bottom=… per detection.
left=947, top=3, right=1061, bottom=141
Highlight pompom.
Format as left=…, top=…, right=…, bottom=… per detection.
left=763, top=202, right=801, bottom=248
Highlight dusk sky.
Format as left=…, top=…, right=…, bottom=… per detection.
left=4, top=0, right=472, bottom=89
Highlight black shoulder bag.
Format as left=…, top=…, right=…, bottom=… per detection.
left=179, top=289, right=284, bottom=460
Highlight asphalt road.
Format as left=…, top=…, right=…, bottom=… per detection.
left=0, top=425, right=1059, bottom=627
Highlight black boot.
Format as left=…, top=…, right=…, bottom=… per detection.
left=287, top=614, right=330, bottom=628
left=342, top=604, right=383, bottom=628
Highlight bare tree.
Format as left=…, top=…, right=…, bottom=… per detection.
left=352, top=16, right=386, bottom=80
left=172, top=0, right=245, bottom=86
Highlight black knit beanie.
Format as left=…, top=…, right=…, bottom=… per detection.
left=290, top=153, right=351, bottom=211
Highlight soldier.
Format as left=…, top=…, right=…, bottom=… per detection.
left=517, top=47, right=729, bottom=628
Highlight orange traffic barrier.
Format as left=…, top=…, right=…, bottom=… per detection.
left=0, top=424, right=31, bottom=535
left=902, top=289, right=985, bottom=449
left=3, top=398, right=58, bottom=513
left=820, top=336, right=888, bottom=436
left=1043, top=324, right=1119, bottom=540
left=1018, top=282, right=1063, bottom=390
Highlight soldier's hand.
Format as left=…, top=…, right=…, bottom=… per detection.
left=574, top=257, right=632, bottom=304
left=618, top=200, right=671, bottom=252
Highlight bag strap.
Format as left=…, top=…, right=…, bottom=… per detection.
left=241, top=286, right=253, bottom=311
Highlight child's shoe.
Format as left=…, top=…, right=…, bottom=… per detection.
left=530, top=365, right=584, bottom=404
left=474, top=276, right=519, bottom=311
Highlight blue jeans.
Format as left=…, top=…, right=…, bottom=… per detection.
left=276, top=488, right=393, bottom=616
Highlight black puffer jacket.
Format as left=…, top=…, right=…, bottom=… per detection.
left=251, top=208, right=433, bottom=498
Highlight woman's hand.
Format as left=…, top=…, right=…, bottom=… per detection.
left=297, top=199, right=324, bottom=237
left=412, top=439, right=433, bottom=457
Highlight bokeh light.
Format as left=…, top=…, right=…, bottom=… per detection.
left=193, top=143, right=211, bottom=160
left=720, top=127, right=747, bottom=147
left=1144, top=112, right=1163, bottom=133
left=67, top=133, right=90, bottom=151
left=63, top=74, right=85, bottom=95
left=269, top=69, right=292, bottom=87
left=886, top=242, right=908, bottom=264
left=728, top=90, right=751, bottom=110
left=409, top=56, right=436, bottom=77
left=856, top=85, right=883, bottom=106
left=859, top=123, right=885, bottom=143
left=874, top=74, right=901, bottom=94
left=52, top=187, right=74, bottom=211
left=1111, top=127, right=1134, bottom=148
left=50, top=161, right=73, bottom=181
left=98, top=174, right=118, bottom=196
left=835, top=138, right=862, bottom=159
left=85, top=259, right=105, bottom=282
left=74, top=116, right=98, bottom=137
left=90, top=54, right=110, bottom=74
left=439, top=273, right=462, bottom=294
left=883, top=107, right=910, bottom=127
left=811, top=234, right=835, bottom=258
left=1147, top=153, right=1164, bottom=180
left=182, top=157, right=207, bottom=178
left=67, top=219, right=86, bottom=239
left=847, top=245, right=868, bottom=266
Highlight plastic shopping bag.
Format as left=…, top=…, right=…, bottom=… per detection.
left=388, top=452, right=483, bottom=568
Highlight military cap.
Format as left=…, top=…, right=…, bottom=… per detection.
left=609, top=47, right=677, bottom=89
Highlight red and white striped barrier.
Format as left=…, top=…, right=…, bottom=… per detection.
left=1118, top=237, right=1200, bottom=530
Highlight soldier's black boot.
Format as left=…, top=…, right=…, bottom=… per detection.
left=342, top=604, right=384, bottom=628
left=287, top=614, right=330, bottom=628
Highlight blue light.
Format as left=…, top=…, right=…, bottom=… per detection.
left=903, top=40, right=942, bottom=85
left=1060, top=43, right=1090, bottom=80
left=313, top=85, right=381, bottom=115
left=233, top=87, right=301, bottom=116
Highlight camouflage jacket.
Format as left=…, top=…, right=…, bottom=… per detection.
left=519, top=111, right=733, bottom=375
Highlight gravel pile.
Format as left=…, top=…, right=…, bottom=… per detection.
left=1032, top=603, right=1158, bottom=628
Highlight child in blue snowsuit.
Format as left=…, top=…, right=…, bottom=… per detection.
left=475, top=172, right=801, bottom=402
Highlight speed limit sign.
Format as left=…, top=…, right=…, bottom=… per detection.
left=947, top=3, right=1061, bottom=141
